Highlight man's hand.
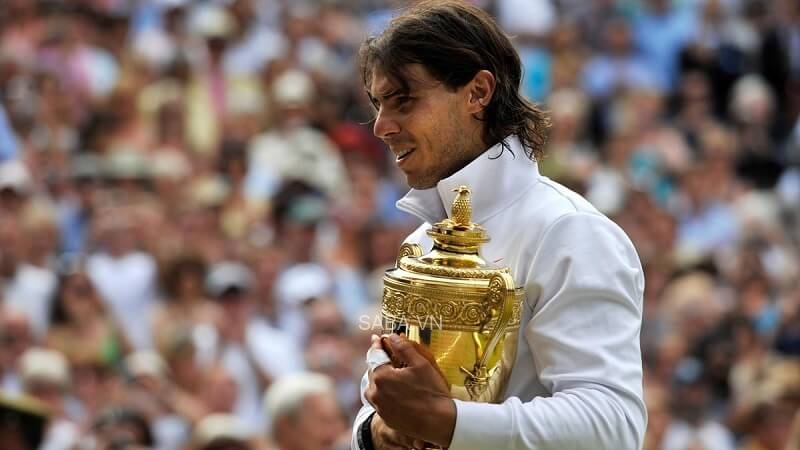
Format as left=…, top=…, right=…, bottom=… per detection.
left=366, top=334, right=456, bottom=448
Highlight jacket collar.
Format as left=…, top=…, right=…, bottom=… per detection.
left=396, top=136, right=541, bottom=224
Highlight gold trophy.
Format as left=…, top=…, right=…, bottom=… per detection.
left=381, top=185, right=524, bottom=411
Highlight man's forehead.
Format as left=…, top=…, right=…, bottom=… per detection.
left=368, top=71, right=400, bottom=97
left=367, top=65, right=436, bottom=97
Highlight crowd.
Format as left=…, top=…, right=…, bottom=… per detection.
left=0, top=0, right=798, bottom=449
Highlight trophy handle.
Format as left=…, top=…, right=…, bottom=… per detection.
left=396, top=243, right=423, bottom=266
left=462, top=273, right=517, bottom=399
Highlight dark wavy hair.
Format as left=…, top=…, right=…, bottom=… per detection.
left=358, top=0, right=550, bottom=160
left=159, top=253, right=207, bottom=299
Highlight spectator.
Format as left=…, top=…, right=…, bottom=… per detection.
left=246, top=69, right=351, bottom=201
left=581, top=17, right=662, bottom=101
left=263, top=373, right=348, bottom=450
left=45, top=262, right=129, bottom=369
left=3, top=200, right=60, bottom=339
left=632, top=0, right=699, bottom=90
left=152, top=253, right=220, bottom=366
left=19, top=348, right=80, bottom=450
left=206, top=260, right=303, bottom=436
left=86, top=209, right=158, bottom=351
left=0, top=308, right=34, bottom=395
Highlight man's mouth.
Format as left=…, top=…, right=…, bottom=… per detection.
left=396, top=148, right=416, bottom=162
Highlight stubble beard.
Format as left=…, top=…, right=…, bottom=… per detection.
left=407, top=108, right=479, bottom=189
left=418, top=129, right=477, bottom=189
left=407, top=137, right=464, bottom=190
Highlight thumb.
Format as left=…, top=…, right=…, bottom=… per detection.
left=385, top=333, right=427, bottom=368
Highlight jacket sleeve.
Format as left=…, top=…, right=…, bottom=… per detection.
left=351, top=370, right=375, bottom=449
left=448, top=212, right=647, bottom=450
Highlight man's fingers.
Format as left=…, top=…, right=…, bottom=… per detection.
left=366, top=334, right=392, bottom=385
left=385, top=333, right=427, bottom=368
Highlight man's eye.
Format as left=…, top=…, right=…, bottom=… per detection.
left=396, top=96, right=413, bottom=111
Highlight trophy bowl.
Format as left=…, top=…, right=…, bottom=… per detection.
left=381, top=186, right=524, bottom=405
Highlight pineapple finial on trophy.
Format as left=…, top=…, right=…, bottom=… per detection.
left=426, top=185, right=488, bottom=254
left=452, top=186, right=472, bottom=225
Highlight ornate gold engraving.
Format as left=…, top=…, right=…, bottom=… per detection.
left=380, top=284, right=522, bottom=331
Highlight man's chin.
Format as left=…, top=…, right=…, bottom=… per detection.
left=406, top=178, right=437, bottom=190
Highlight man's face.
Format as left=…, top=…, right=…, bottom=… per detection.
left=368, top=65, right=479, bottom=189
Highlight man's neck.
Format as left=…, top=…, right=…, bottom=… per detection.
left=438, top=133, right=494, bottom=183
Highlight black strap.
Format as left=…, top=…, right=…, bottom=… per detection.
left=357, top=411, right=376, bottom=450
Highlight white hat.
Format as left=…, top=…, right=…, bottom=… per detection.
left=125, top=351, right=168, bottom=380
left=20, top=348, right=70, bottom=389
left=132, top=30, right=177, bottom=69
left=274, top=263, right=332, bottom=307
left=205, top=261, right=254, bottom=297
left=191, top=6, right=236, bottom=39
left=0, top=159, right=32, bottom=194
left=185, top=175, right=231, bottom=208
left=103, top=150, right=151, bottom=180
left=227, top=78, right=265, bottom=115
left=547, top=88, right=589, bottom=121
left=150, top=150, right=191, bottom=181
left=730, top=74, right=774, bottom=123
left=734, top=191, right=781, bottom=232
left=194, top=413, right=248, bottom=448
left=272, top=69, right=315, bottom=108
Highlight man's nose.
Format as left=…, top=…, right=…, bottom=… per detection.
left=373, top=109, right=400, bottom=139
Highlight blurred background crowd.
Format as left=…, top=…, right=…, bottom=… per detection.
left=0, top=0, right=799, bottom=449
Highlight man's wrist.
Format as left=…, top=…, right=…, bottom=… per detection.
left=429, top=396, right=457, bottom=447
left=357, top=411, right=376, bottom=450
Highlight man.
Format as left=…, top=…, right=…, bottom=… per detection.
left=264, top=373, right=348, bottom=450
left=206, top=261, right=303, bottom=436
left=351, top=2, right=646, bottom=449
left=18, top=348, right=80, bottom=450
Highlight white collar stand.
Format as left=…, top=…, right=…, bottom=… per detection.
left=396, top=135, right=541, bottom=225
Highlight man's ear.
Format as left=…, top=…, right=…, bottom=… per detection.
left=466, top=70, right=496, bottom=115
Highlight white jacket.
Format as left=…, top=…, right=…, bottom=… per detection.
left=352, top=136, right=646, bottom=450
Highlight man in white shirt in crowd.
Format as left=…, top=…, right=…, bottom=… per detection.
left=351, top=1, right=646, bottom=449
left=205, top=261, right=304, bottom=437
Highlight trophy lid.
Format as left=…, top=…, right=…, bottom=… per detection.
left=426, top=186, right=489, bottom=256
